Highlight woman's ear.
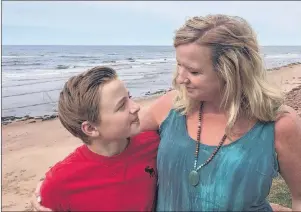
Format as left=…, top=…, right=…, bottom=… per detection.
left=81, top=121, right=100, bottom=138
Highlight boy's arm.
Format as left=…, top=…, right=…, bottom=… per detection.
left=39, top=172, right=66, bottom=211
left=31, top=179, right=52, bottom=212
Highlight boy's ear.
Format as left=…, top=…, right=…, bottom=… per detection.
left=81, top=121, right=99, bottom=138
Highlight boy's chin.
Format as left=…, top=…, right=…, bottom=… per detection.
left=129, top=126, right=141, bottom=137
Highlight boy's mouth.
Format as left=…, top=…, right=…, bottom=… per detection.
left=132, top=117, right=140, bottom=123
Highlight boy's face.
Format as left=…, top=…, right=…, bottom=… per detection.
left=94, top=79, right=141, bottom=141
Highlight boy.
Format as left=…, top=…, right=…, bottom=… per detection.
left=38, top=66, right=159, bottom=211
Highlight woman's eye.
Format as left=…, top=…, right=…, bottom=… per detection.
left=191, top=71, right=199, bottom=75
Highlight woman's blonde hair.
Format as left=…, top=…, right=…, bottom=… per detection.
left=172, top=14, right=284, bottom=135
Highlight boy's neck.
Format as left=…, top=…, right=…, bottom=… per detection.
left=87, top=138, right=130, bottom=157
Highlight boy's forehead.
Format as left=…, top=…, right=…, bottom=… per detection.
left=102, top=79, right=125, bottom=94
left=99, top=79, right=127, bottom=106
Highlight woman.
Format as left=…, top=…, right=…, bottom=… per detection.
left=145, top=15, right=300, bottom=211
left=35, top=66, right=160, bottom=211
left=33, top=14, right=301, bottom=211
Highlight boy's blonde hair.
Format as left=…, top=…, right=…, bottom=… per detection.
left=58, top=66, right=117, bottom=144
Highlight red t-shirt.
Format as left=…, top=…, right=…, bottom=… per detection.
left=40, top=131, right=160, bottom=211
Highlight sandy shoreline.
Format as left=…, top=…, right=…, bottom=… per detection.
left=2, top=64, right=301, bottom=211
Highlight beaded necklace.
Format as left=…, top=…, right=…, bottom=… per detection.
left=188, top=102, right=227, bottom=186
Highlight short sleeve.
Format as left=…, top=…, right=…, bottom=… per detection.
left=40, top=169, right=67, bottom=211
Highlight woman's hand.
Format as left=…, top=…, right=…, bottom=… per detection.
left=270, top=203, right=292, bottom=211
left=30, top=180, right=52, bottom=211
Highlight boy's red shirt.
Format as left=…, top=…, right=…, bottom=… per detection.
left=40, top=131, right=160, bottom=211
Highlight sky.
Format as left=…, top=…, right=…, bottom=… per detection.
left=2, top=1, right=301, bottom=46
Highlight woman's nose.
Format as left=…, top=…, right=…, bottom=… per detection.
left=176, top=67, right=188, bottom=84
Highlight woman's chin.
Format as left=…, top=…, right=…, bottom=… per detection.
left=186, top=91, right=199, bottom=99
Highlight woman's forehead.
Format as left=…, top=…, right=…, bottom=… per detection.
left=176, top=44, right=212, bottom=67
left=176, top=43, right=211, bottom=60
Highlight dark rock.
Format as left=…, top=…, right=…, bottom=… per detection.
left=127, top=58, right=135, bottom=62
left=2, top=121, right=12, bottom=125
left=42, top=114, right=58, bottom=121
left=2, top=116, right=16, bottom=122
left=145, top=89, right=166, bottom=96
left=16, top=118, right=27, bottom=122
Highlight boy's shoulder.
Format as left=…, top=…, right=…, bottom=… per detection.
left=40, top=145, right=88, bottom=209
left=131, top=130, right=160, bottom=144
left=44, top=145, right=86, bottom=181
left=130, top=131, right=160, bottom=153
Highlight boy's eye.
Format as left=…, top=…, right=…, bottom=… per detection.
left=127, top=91, right=132, bottom=99
left=191, top=72, right=199, bottom=75
left=119, top=103, right=125, bottom=110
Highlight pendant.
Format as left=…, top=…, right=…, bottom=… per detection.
left=189, top=170, right=199, bottom=186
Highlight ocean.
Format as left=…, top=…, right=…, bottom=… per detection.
left=2, top=45, right=301, bottom=118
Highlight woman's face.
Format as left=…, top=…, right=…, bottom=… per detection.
left=94, top=79, right=141, bottom=141
left=175, top=43, right=223, bottom=102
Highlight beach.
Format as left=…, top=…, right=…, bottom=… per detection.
left=2, top=63, right=301, bottom=211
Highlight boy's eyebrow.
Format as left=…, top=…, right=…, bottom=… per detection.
left=114, top=93, right=130, bottom=111
left=115, top=97, right=126, bottom=109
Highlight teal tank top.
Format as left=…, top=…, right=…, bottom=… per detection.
left=156, top=109, right=279, bottom=211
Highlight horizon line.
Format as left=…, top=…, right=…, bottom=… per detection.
left=3, top=44, right=301, bottom=47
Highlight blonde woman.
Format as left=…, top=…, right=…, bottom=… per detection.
left=32, top=15, right=300, bottom=211
left=142, top=14, right=301, bottom=211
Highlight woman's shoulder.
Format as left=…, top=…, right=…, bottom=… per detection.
left=154, top=90, right=177, bottom=106
left=275, top=105, right=300, bottom=134
left=139, top=90, right=176, bottom=131
left=149, top=90, right=176, bottom=124
left=275, top=105, right=301, bottom=149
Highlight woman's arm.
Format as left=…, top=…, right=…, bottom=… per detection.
left=275, top=106, right=301, bottom=211
left=138, top=90, right=176, bottom=132
left=31, top=179, right=52, bottom=211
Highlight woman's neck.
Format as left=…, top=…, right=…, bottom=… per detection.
left=190, top=99, right=226, bottom=115
left=203, top=100, right=226, bottom=114
left=87, top=137, right=129, bottom=157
